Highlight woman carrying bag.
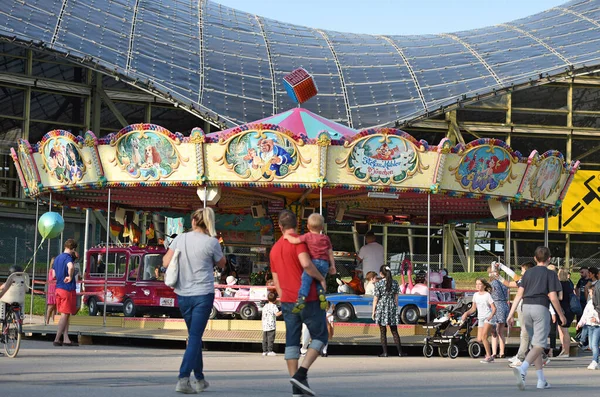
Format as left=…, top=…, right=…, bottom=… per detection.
left=162, top=207, right=226, bottom=394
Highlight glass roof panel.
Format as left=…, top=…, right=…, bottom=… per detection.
left=1, top=0, right=63, bottom=44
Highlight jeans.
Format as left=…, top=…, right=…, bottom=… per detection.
left=282, top=300, right=327, bottom=360
left=298, top=258, right=329, bottom=298
left=589, top=326, right=600, bottom=363
left=580, top=324, right=589, bottom=346
left=177, top=293, right=214, bottom=380
left=262, top=329, right=275, bottom=352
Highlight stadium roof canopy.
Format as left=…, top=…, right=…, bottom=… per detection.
left=1, top=0, right=600, bottom=130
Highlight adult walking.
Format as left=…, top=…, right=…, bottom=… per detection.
left=557, top=268, right=574, bottom=357
left=489, top=269, right=509, bottom=358
left=508, top=247, right=565, bottom=391
left=52, top=239, right=79, bottom=347
left=162, top=208, right=226, bottom=394
left=372, top=265, right=405, bottom=357
left=270, top=210, right=327, bottom=397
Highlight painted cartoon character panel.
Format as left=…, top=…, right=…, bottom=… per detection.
left=453, top=146, right=513, bottom=191
left=224, top=131, right=299, bottom=180
left=344, top=135, right=419, bottom=184
left=42, top=138, right=86, bottom=184
left=115, top=132, right=180, bottom=180
left=529, top=156, right=563, bottom=201
left=18, top=146, right=39, bottom=191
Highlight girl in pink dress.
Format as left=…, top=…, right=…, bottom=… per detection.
left=46, top=257, right=57, bottom=324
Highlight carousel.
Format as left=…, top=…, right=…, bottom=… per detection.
left=10, top=69, right=580, bottom=341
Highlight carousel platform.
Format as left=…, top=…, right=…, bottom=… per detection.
left=23, top=315, right=526, bottom=348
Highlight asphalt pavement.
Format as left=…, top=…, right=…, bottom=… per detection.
left=1, top=338, right=598, bottom=396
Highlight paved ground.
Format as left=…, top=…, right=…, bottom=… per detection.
left=1, top=338, right=598, bottom=396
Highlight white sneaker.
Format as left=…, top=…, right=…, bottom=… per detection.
left=509, top=359, right=523, bottom=368
left=175, top=377, right=197, bottom=394
left=587, top=361, right=599, bottom=370
left=194, top=379, right=209, bottom=393
left=262, top=352, right=267, bottom=356
left=267, top=351, right=277, bottom=356
left=536, top=380, right=551, bottom=389
left=508, top=355, right=518, bottom=362
left=512, top=367, right=526, bottom=391
left=480, top=356, right=494, bottom=363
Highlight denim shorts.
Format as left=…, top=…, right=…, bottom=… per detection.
left=281, top=300, right=328, bottom=360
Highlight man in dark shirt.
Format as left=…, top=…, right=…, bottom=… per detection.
left=270, top=210, right=327, bottom=397
left=576, top=267, right=590, bottom=310
left=508, top=247, right=565, bottom=391
left=53, top=239, right=79, bottom=347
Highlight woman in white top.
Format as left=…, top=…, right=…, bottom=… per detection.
left=576, top=284, right=600, bottom=370
left=163, top=208, right=226, bottom=394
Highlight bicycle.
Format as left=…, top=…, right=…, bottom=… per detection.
left=0, top=272, right=28, bottom=358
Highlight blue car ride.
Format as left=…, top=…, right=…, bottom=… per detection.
left=325, top=293, right=428, bottom=324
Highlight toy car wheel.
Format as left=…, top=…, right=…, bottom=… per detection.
left=87, top=297, right=99, bottom=316
left=448, top=342, right=460, bottom=359
left=438, top=345, right=449, bottom=357
left=239, top=303, right=258, bottom=320
left=468, top=341, right=483, bottom=358
left=400, top=305, right=419, bottom=324
left=423, top=343, right=434, bottom=358
left=209, top=306, right=218, bottom=320
left=334, top=303, right=354, bottom=322
left=123, top=298, right=136, bottom=317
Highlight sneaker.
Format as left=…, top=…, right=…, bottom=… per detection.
left=580, top=345, right=589, bottom=351
left=292, top=385, right=305, bottom=397
left=290, top=373, right=315, bottom=397
left=267, top=351, right=277, bottom=357
left=509, top=359, right=523, bottom=368
left=292, top=296, right=306, bottom=314
left=175, top=377, right=196, bottom=394
left=480, top=356, right=494, bottom=363
left=587, top=361, right=599, bottom=370
left=512, top=366, right=526, bottom=391
left=508, top=355, right=518, bottom=363
left=262, top=352, right=267, bottom=356
left=542, top=356, right=550, bottom=367
left=536, top=380, right=551, bottom=389
left=556, top=351, right=570, bottom=358
left=194, top=379, right=209, bottom=393
left=319, top=293, right=327, bottom=311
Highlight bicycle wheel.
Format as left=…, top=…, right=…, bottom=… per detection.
left=3, top=309, right=22, bottom=358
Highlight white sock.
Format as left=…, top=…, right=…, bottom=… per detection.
left=521, top=361, right=530, bottom=373
left=536, top=370, right=544, bottom=382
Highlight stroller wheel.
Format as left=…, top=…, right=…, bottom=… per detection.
left=423, top=343, right=434, bottom=358
left=468, top=341, right=483, bottom=358
left=448, top=342, right=460, bottom=359
left=438, top=346, right=449, bottom=357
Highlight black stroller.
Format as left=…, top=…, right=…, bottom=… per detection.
left=422, top=299, right=483, bottom=359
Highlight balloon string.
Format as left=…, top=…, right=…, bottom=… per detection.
left=23, top=238, right=47, bottom=273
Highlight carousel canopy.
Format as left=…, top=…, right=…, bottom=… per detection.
left=10, top=117, right=579, bottom=225
left=208, top=108, right=357, bottom=141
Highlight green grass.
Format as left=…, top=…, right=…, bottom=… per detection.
left=24, top=294, right=89, bottom=317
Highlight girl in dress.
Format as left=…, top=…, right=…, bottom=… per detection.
left=371, top=265, right=405, bottom=357
left=489, top=267, right=510, bottom=358
left=45, top=257, right=57, bottom=324
left=461, top=278, right=497, bottom=363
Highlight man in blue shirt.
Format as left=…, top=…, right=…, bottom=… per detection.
left=53, top=239, right=79, bottom=347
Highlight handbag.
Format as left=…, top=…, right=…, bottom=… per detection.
left=569, top=292, right=582, bottom=316
left=164, top=248, right=181, bottom=288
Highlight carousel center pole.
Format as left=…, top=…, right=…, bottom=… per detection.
left=83, top=208, right=90, bottom=292
left=44, top=192, right=52, bottom=325
left=319, top=187, right=323, bottom=215
left=505, top=203, right=511, bottom=267
left=102, top=188, right=111, bottom=327
left=203, top=186, right=207, bottom=209
left=544, top=211, right=549, bottom=247
left=427, top=193, right=431, bottom=326
left=30, top=198, right=39, bottom=323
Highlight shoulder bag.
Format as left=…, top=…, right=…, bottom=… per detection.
left=164, top=248, right=180, bottom=288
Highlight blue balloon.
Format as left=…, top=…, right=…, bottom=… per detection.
left=38, top=212, right=65, bottom=239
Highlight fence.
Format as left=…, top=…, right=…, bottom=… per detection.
left=0, top=238, right=60, bottom=273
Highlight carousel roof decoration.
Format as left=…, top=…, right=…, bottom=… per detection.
left=2, top=1, right=600, bottom=129
left=10, top=110, right=580, bottom=224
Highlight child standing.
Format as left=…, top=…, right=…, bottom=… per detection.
left=576, top=284, right=600, bottom=369
left=461, top=278, right=497, bottom=363
left=45, top=257, right=57, bottom=324
left=284, top=213, right=335, bottom=312
left=364, top=271, right=378, bottom=295
left=372, top=265, right=405, bottom=357
left=261, top=292, right=281, bottom=357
